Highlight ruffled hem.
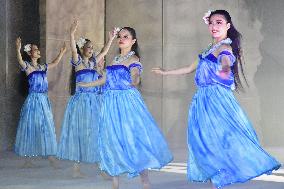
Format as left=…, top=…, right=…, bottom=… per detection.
left=188, top=164, right=281, bottom=188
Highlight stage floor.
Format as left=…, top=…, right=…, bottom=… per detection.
left=0, top=151, right=284, bottom=189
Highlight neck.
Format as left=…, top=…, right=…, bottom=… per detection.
left=213, top=36, right=227, bottom=44
left=82, top=56, right=89, bottom=62
left=31, top=58, right=38, bottom=66
left=120, top=48, right=131, bottom=56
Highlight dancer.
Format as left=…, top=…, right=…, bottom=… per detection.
left=56, top=20, right=117, bottom=178
left=152, top=10, right=281, bottom=188
left=78, top=27, right=173, bottom=189
left=15, top=37, right=66, bottom=168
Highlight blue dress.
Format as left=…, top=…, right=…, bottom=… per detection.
left=57, top=55, right=101, bottom=163
left=15, top=62, right=57, bottom=157
left=99, top=62, right=173, bottom=177
left=187, top=51, right=281, bottom=188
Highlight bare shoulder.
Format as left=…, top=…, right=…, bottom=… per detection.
left=218, top=44, right=232, bottom=54
left=127, top=55, right=141, bottom=66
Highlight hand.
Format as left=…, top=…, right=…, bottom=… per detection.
left=60, top=42, right=67, bottom=54
left=109, top=27, right=120, bottom=40
left=70, top=19, right=78, bottom=35
left=97, top=58, right=105, bottom=69
left=16, top=37, right=22, bottom=51
left=151, top=67, right=166, bottom=75
left=77, top=82, right=85, bottom=87
left=217, top=70, right=230, bottom=79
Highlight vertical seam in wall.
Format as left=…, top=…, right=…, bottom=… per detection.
left=5, top=0, right=8, bottom=90
left=104, top=0, right=106, bottom=44
left=104, top=0, right=107, bottom=66
left=161, top=0, right=164, bottom=131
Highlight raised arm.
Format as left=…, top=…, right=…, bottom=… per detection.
left=48, top=42, right=67, bottom=69
left=151, top=59, right=198, bottom=76
left=77, top=71, right=106, bottom=87
left=70, top=20, right=79, bottom=63
left=95, top=28, right=118, bottom=64
left=15, top=37, right=26, bottom=69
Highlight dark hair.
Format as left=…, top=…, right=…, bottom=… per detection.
left=118, top=27, right=142, bottom=89
left=22, top=51, right=32, bottom=62
left=70, top=39, right=91, bottom=95
left=119, top=27, right=140, bottom=59
left=19, top=44, right=38, bottom=97
left=22, top=44, right=40, bottom=62
left=209, top=10, right=248, bottom=91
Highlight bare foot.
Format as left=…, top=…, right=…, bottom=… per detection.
left=48, top=156, right=61, bottom=169
left=72, top=170, right=86, bottom=178
left=21, top=160, right=37, bottom=169
left=143, top=183, right=151, bottom=189
left=99, top=171, right=112, bottom=180
left=72, top=163, right=86, bottom=178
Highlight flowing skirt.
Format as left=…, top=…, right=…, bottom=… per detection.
left=99, top=88, right=173, bottom=177
left=15, top=93, right=57, bottom=157
left=187, top=84, right=281, bottom=188
left=57, top=92, right=101, bottom=163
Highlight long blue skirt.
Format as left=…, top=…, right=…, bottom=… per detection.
left=15, top=93, right=57, bottom=157
left=187, top=85, right=281, bottom=188
left=99, top=88, right=173, bottom=177
left=57, top=92, right=101, bottom=163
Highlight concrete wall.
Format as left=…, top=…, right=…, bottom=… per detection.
left=42, top=0, right=105, bottom=139
left=105, top=0, right=284, bottom=162
left=0, top=0, right=40, bottom=151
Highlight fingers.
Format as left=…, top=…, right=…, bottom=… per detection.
left=70, top=19, right=78, bottom=33
left=73, top=19, right=78, bottom=26
left=16, top=37, right=21, bottom=43
left=151, top=67, right=161, bottom=71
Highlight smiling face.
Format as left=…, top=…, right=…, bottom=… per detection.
left=28, top=45, right=41, bottom=59
left=208, top=14, right=230, bottom=41
left=81, top=41, right=94, bottom=58
left=117, top=29, right=136, bottom=50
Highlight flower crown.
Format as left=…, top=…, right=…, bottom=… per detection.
left=24, top=44, right=32, bottom=53
left=77, top=37, right=87, bottom=48
left=203, top=10, right=214, bottom=24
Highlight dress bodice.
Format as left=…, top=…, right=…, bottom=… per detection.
left=195, top=51, right=236, bottom=90
left=103, top=63, right=142, bottom=91
left=71, top=54, right=101, bottom=93
left=75, top=69, right=101, bottom=93
left=27, top=71, right=48, bottom=93
left=21, top=61, right=48, bottom=93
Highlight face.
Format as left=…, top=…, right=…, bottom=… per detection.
left=208, top=14, right=230, bottom=40
left=28, top=45, right=41, bottom=59
left=81, top=41, right=94, bottom=58
left=117, top=29, right=136, bottom=50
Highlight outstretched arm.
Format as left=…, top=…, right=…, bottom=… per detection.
left=15, top=37, right=26, bottom=69
left=151, top=59, right=198, bottom=76
left=48, top=42, right=67, bottom=69
left=95, top=27, right=118, bottom=64
left=77, top=71, right=106, bottom=87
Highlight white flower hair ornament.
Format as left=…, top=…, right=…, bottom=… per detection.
left=77, top=37, right=87, bottom=49
left=24, top=44, right=32, bottom=53
left=114, top=27, right=121, bottom=33
left=203, top=10, right=213, bottom=25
